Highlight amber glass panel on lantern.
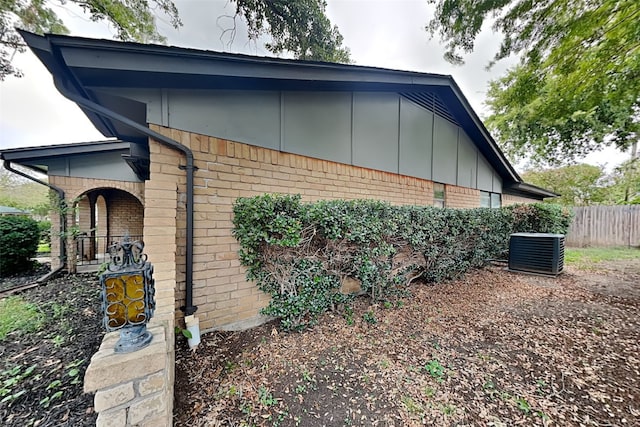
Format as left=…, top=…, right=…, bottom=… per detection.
left=125, top=275, right=145, bottom=323
left=104, top=274, right=146, bottom=327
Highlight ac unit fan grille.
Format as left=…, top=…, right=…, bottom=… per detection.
left=508, top=233, right=565, bottom=276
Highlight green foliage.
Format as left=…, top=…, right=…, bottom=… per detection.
left=174, top=326, right=193, bottom=339
left=522, top=160, right=640, bottom=206
left=233, top=195, right=571, bottom=331
left=0, top=296, right=44, bottom=341
left=2, top=0, right=350, bottom=79
left=522, top=164, right=607, bottom=206
left=507, top=204, right=573, bottom=235
left=37, top=220, right=51, bottom=245
left=1, top=0, right=181, bottom=79
left=362, top=311, right=377, bottom=324
left=1, top=364, right=37, bottom=404
left=427, top=0, right=640, bottom=164
left=257, top=385, right=278, bottom=407
left=0, top=215, right=40, bottom=275
left=607, top=157, right=640, bottom=205
left=565, top=247, right=640, bottom=270
left=234, top=0, right=351, bottom=63
left=0, top=169, right=49, bottom=215
left=423, top=359, right=445, bottom=383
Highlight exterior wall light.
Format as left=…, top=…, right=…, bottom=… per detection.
left=99, top=237, right=155, bottom=353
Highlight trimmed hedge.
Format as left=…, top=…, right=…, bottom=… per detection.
left=0, top=215, right=40, bottom=276
left=232, top=195, right=572, bottom=331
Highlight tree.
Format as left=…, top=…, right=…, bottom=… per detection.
left=1, top=0, right=181, bottom=79
left=606, top=157, right=640, bottom=204
left=521, top=164, right=608, bottom=206
left=1, top=0, right=349, bottom=80
left=233, top=0, right=350, bottom=63
left=0, top=168, right=49, bottom=215
left=427, top=0, right=640, bottom=164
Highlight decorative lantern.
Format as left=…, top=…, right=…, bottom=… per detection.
left=99, top=237, right=155, bottom=353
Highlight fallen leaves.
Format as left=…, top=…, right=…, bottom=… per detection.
left=175, top=261, right=640, bottom=426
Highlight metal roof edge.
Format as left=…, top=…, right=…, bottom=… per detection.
left=505, top=182, right=560, bottom=199
left=41, top=31, right=452, bottom=81
left=0, top=140, right=129, bottom=161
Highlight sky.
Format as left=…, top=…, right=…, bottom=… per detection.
left=0, top=0, right=630, bottom=172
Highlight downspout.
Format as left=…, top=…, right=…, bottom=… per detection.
left=2, top=160, right=66, bottom=283
left=53, top=78, right=198, bottom=316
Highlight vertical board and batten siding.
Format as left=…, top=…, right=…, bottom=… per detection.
left=102, top=88, right=502, bottom=193
left=352, top=92, right=400, bottom=173
left=432, top=114, right=459, bottom=185
left=566, top=206, right=640, bottom=248
left=283, top=91, right=352, bottom=163
left=399, top=96, right=433, bottom=179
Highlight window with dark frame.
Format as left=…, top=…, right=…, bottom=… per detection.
left=433, top=183, right=445, bottom=208
left=480, top=191, right=501, bottom=208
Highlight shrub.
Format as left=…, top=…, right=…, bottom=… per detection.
left=37, top=220, right=52, bottom=245
left=508, top=204, right=573, bottom=234
left=233, top=195, right=571, bottom=331
left=0, top=215, right=40, bottom=276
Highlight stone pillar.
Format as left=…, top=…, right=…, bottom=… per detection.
left=84, top=323, right=172, bottom=427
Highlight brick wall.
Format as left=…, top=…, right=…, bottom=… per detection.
left=147, top=125, right=484, bottom=332
left=106, top=190, right=144, bottom=239
left=445, top=184, right=480, bottom=208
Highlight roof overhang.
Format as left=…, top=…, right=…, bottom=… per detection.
left=0, top=140, right=149, bottom=180
left=18, top=31, right=555, bottom=197
left=504, top=182, right=560, bottom=200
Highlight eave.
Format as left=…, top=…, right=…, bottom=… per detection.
left=0, top=140, right=149, bottom=181
left=18, top=31, right=554, bottom=197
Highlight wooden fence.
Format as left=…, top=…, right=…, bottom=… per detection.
left=565, top=205, right=640, bottom=248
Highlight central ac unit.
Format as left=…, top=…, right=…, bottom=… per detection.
left=508, top=233, right=565, bottom=276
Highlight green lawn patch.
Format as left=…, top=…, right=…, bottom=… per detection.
left=565, top=247, right=640, bottom=269
left=0, top=296, right=45, bottom=341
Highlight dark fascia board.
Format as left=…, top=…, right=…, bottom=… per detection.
left=0, top=140, right=131, bottom=162
left=504, top=182, right=560, bottom=199
left=1, top=139, right=149, bottom=181
left=21, top=31, right=524, bottom=184
left=42, top=32, right=451, bottom=86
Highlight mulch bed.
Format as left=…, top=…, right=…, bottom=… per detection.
left=0, top=262, right=51, bottom=293
left=0, top=265, right=104, bottom=427
left=174, top=262, right=640, bottom=426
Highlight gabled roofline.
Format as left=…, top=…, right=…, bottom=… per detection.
left=19, top=31, right=558, bottom=199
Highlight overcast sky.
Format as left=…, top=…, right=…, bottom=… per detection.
left=0, top=0, right=629, bottom=171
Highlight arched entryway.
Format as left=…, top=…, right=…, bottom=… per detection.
left=73, top=188, right=144, bottom=269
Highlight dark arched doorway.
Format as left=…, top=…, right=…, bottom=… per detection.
left=74, top=188, right=143, bottom=269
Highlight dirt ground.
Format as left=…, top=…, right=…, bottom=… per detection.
left=0, top=267, right=104, bottom=427
left=174, top=257, right=640, bottom=426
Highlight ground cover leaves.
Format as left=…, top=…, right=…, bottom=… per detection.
left=175, top=261, right=640, bottom=426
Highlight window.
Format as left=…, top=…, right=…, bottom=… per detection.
left=433, top=183, right=445, bottom=208
left=480, top=191, right=490, bottom=208
left=480, top=191, right=501, bottom=208
left=491, top=193, right=502, bottom=208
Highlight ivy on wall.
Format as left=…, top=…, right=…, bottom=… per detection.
left=232, top=194, right=572, bottom=331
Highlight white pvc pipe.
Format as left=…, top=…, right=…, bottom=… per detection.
left=185, top=315, right=201, bottom=350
